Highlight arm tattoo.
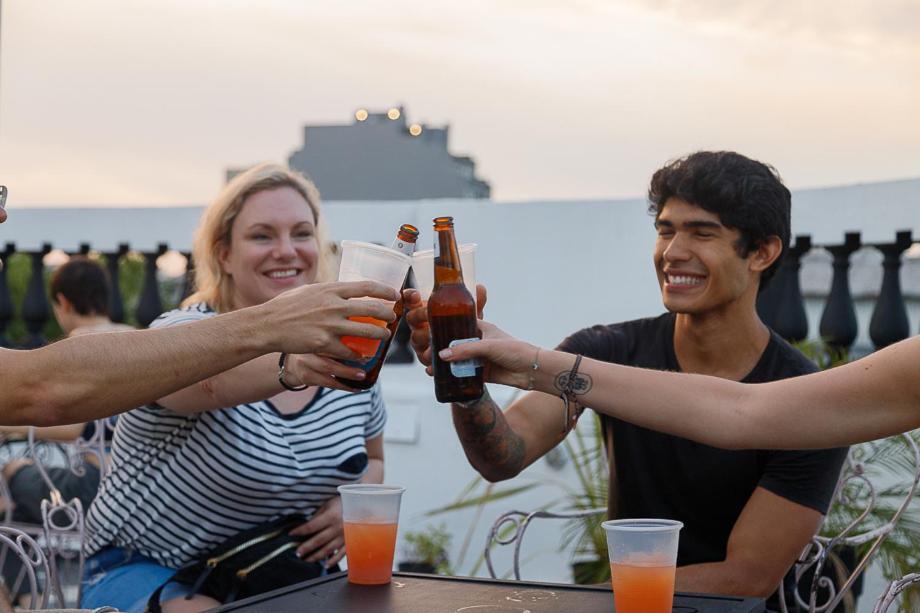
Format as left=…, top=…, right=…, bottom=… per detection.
left=452, top=390, right=526, bottom=479
left=553, top=370, right=593, bottom=396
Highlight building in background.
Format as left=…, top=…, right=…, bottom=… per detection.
left=229, top=106, right=491, bottom=201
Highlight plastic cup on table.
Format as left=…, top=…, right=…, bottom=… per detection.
left=602, top=518, right=683, bottom=613
left=411, top=243, right=477, bottom=304
left=338, top=484, right=406, bottom=585
left=337, top=240, right=412, bottom=360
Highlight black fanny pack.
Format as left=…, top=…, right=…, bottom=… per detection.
left=145, top=514, right=332, bottom=612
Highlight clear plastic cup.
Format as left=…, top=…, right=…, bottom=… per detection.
left=411, top=243, right=477, bottom=303
left=338, top=484, right=406, bottom=585
left=337, top=241, right=412, bottom=358
left=602, top=519, right=683, bottom=613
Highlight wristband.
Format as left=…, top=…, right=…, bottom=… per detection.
left=278, top=353, right=309, bottom=391
left=561, top=354, right=584, bottom=433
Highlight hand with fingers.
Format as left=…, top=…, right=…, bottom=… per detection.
left=291, top=496, right=347, bottom=569
left=259, top=280, right=400, bottom=358
left=403, top=284, right=488, bottom=373
left=279, top=353, right=370, bottom=391
left=436, top=320, right=537, bottom=390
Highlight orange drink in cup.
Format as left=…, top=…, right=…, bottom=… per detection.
left=337, top=241, right=411, bottom=361
left=602, top=519, right=683, bottom=613
left=341, top=316, right=388, bottom=358
left=338, top=484, right=405, bottom=585
left=609, top=560, right=676, bottom=612
left=342, top=521, right=399, bottom=584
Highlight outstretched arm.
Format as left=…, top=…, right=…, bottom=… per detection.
left=0, top=281, right=398, bottom=426
left=439, top=322, right=920, bottom=450
left=156, top=352, right=373, bottom=414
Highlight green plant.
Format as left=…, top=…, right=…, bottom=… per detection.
left=559, top=412, right=609, bottom=584
left=402, top=524, right=453, bottom=575
left=818, top=433, right=920, bottom=612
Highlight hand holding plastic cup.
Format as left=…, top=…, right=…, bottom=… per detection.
left=337, top=241, right=412, bottom=359
left=411, top=243, right=477, bottom=305
left=602, top=519, right=683, bottom=613
left=338, top=484, right=405, bottom=585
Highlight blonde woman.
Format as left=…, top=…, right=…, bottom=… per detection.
left=82, top=164, right=389, bottom=613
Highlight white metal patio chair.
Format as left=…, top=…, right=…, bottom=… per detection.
left=0, top=419, right=112, bottom=608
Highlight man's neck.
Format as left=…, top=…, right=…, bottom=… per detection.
left=67, top=315, right=117, bottom=336
left=672, top=304, right=771, bottom=381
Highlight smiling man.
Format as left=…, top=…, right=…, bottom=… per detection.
left=425, top=152, right=847, bottom=609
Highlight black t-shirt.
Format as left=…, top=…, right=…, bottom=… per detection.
left=559, top=313, right=848, bottom=603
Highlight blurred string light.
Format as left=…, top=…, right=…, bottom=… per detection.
left=387, top=107, right=401, bottom=120
left=355, top=108, right=369, bottom=122
left=408, top=123, right=422, bottom=136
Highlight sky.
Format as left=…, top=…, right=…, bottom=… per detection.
left=0, top=0, right=918, bottom=206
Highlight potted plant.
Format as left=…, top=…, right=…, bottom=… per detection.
left=398, top=524, right=453, bottom=575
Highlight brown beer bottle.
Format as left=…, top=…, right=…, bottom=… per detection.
left=428, top=216, right=484, bottom=403
left=337, top=224, right=419, bottom=390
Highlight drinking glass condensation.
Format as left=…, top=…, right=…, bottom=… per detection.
left=338, top=484, right=405, bottom=585
left=602, top=519, right=683, bottom=613
left=336, top=240, right=412, bottom=360
left=410, top=243, right=477, bottom=303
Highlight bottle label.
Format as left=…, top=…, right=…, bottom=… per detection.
left=448, top=338, right=481, bottom=378
left=392, top=239, right=416, bottom=257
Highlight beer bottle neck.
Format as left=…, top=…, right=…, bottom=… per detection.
left=434, top=226, right=464, bottom=285
left=392, top=224, right=419, bottom=257
left=391, top=234, right=418, bottom=257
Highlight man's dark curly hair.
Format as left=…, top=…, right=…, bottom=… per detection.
left=647, top=151, right=790, bottom=288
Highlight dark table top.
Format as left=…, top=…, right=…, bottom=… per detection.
left=213, top=571, right=766, bottom=613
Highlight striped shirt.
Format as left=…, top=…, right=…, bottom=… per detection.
left=84, top=303, right=387, bottom=568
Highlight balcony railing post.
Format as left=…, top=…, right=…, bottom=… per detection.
left=0, top=243, right=15, bottom=348
left=180, top=252, right=194, bottom=302
left=869, top=231, right=913, bottom=349
left=104, top=243, right=130, bottom=324
left=136, top=243, right=168, bottom=328
left=771, top=235, right=811, bottom=343
left=819, top=232, right=861, bottom=352
left=21, top=244, right=53, bottom=349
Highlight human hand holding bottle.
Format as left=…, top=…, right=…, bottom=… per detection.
left=404, top=284, right=487, bottom=372
left=435, top=319, right=538, bottom=390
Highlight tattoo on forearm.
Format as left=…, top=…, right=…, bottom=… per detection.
left=452, top=391, right=525, bottom=476
left=553, top=370, right=593, bottom=396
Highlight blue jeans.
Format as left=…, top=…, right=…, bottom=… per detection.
left=81, top=547, right=193, bottom=613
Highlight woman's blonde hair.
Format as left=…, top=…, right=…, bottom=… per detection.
left=182, top=163, right=333, bottom=313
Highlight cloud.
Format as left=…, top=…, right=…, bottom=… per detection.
left=617, top=0, right=920, bottom=54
